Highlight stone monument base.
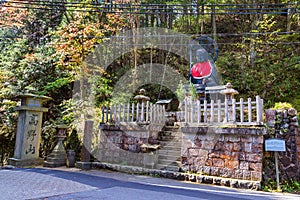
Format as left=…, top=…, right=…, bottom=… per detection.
left=75, top=161, right=92, bottom=170
left=43, top=152, right=67, bottom=168
left=8, top=157, right=44, bottom=167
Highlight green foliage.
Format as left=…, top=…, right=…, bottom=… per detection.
left=189, top=83, right=198, bottom=100
left=274, top=102, right=293, bottom=110
left=262, top=178, right=300, bottom=193
left=175, top=81, right=186, bottom=101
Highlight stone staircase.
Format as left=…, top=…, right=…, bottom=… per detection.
left=156, top=126, right=182, bottom=171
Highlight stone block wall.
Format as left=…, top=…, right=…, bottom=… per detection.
left=94, top=123, right=163, bottom=167
left=181, top=127, right=266, bottom=182
left=264, top=108, right=300, bottom=182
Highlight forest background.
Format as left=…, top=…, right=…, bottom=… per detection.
left=0, top=0, right=299, bottom=169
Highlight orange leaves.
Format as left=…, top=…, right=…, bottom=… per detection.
left=0, top=1, right=28, bottom=28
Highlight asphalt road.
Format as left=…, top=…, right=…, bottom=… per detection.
left=0, top=167, right=299, bottom=200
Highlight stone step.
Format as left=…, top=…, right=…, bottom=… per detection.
left=162, top=126, right=181, bottom=132
left=159, top=130, right=182, bottom=136
left=157, top=159, right=181, bottom=166
left=156, top=164, right=180, bottom=172
left=158, top=154, right=181, bottom=161
left=158, top=136, right=182, bottom=142
left=158, top=141, right=182, bottom=147
left=158, top=148, right=181, bottom=155
left=159, top=144, right=181, bottom=152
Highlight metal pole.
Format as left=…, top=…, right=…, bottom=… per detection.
left=275, top=151, right=281, bottom=191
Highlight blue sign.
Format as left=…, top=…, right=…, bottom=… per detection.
left=265, top=139, right=286, bottom=152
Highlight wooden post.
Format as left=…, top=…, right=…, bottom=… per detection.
left=153, top=104, right=157, bottom=123
left=224, top=99, right=228, bottom=123
left=131, top=103, right=135, bottom=122
left=123, top=104, right=126, bottom=122
left=217, top=99, right=221, bottom=123
left=197, top=100, right=201, bottom=123
left=240, top=98, right=244, bottom=123
left=149, top=103, right=153, bottom=122
left=113, top=105, right=117, bottom=123
left=256, top=96, right=263, bottom=123
left=210, top=100, right=214, bottom=123
left=118, top=104, right=121, bottom=122
left=248, top=98, right=252, bottom=122
left=232, top=99, right=236, bottom=122
left=191, top=101, right=194, bottom=123
left=127, top=103, right=130, bottom=122
left=146, top=101, right=149, bottom=122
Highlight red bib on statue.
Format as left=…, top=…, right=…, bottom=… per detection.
left=191, top=62, right=212, bottom=78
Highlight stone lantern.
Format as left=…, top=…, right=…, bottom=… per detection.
left=134, top=88, right=150, bottom=104
left=220, top=83, right=239, bottom=123
left=220, top=82, right=239, bottom=102
left=134, top=89, right=150, bottom=123
left=43, top=123, right=68, bottom=168
left=8, top=93, right=51, bottom=167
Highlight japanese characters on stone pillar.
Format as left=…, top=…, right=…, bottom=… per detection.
left=9, top=93, right=51, bottom=166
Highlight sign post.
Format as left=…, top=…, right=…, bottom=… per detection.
left=265, top=138, right=286, bottom=191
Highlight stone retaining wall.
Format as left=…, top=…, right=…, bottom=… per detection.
left=181, top=126, right=266, bottom=182
left=91, top=162, right=261, bottom=190
left=94, top=123, right=163, bottom=167
left=264, top=108, right=300, bottom=182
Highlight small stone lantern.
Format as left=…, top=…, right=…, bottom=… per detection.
left=134, top=88, right=150, bottom=104
left=43, top=123, right=68, bottom=168
left=220, top=82, right=239, bottom=102
left=220, top=83, right=239, bottom=123
left=134, top=89, right=150, bottom=123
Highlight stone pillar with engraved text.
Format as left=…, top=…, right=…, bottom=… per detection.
left=8, top=93, right=51, bottom=167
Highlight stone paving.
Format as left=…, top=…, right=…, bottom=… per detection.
left=0, top=166, right=300, bottom=200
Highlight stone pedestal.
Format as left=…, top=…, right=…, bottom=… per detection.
left=8, top=93, right=51, bottom=167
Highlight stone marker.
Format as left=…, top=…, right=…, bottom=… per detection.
left=8, top=93, right=51, bottom=167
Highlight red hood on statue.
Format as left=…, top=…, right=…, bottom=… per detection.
left=190, top=61, right=212, bottom=79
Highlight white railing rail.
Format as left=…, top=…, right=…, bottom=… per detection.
left=182, top=96, right=264, bottom=125
left=101, top=101, right=165, bottom=124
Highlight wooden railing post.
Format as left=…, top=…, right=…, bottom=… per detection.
left=248, top=98, right=252, bottom=123
left=217, top=99, right=221, bottom=123
left=113, top=105, right=117, bottom=123
left=240, top=98, right=244, bottom=123
left=232, top=98, right=236, bottom=122
left=146, top=101, right=149, bottom=123
left=191, top=101, right=194, bottom=123
left=127, top=103, right=130, bottom=122
left=197, top=100, right=201, bottom=123
left=204, top=100, right=208, bottom=123
left=256, top=96, right=263, bottom=123
left=210, top=100, right=214, bottom=123
left=224, top=99, right=228, bottom=123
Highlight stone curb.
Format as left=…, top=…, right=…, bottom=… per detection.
left=87, top=162, right=261, bottom=190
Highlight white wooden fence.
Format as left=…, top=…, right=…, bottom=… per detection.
left=101, top=101, right=165, bottom=124
left=181, top=96, right=264, bottom=125
left=101, top=96, right=263, bottom=126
